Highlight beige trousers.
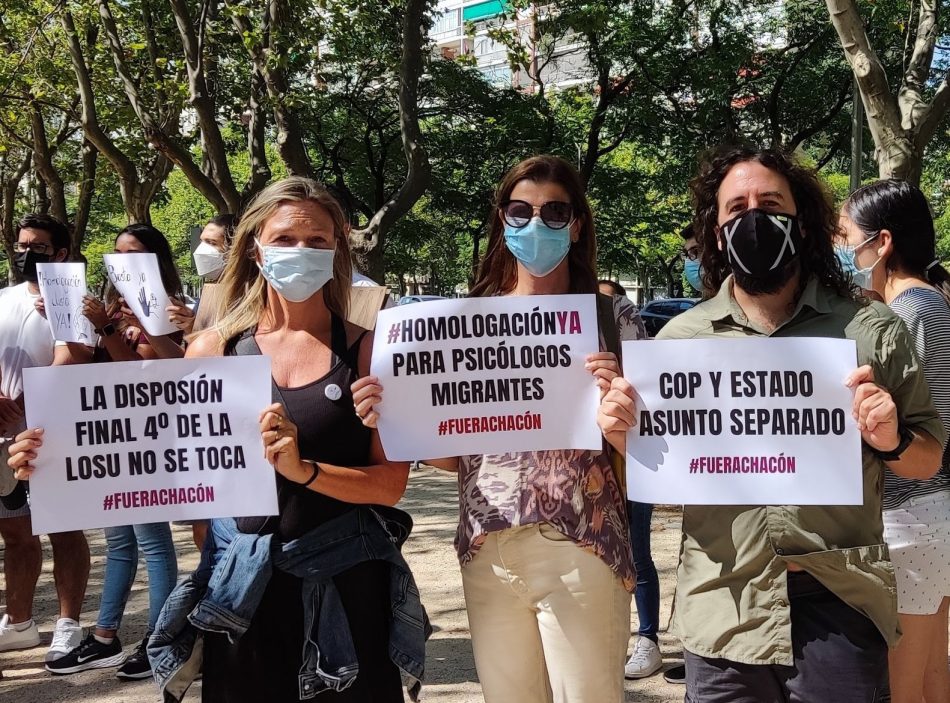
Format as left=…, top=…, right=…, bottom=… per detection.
left=461, top=523, right=631, bottom=703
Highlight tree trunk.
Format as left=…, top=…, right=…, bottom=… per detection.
left=242, top=68, right=271, bottom=204
left=2, top=151, right=33, bottom=284
left=349, top=0, right=431, bottom=279
left=98, top=0, right=228, bottom=212
left=29, top=101, right=69, bottom=224
left=72, top=139, right=98, bottom=256
left=168, top=0, right=242, bottom=212
left=825, top=0, right=950, bottom=185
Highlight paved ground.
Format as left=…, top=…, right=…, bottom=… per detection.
left=0, top=466, right=685, bottom=702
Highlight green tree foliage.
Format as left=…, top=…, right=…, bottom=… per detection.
left=2, top=0, right=950, bottom=295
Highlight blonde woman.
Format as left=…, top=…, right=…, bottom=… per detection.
left=10, top=177, right=426, bottom=702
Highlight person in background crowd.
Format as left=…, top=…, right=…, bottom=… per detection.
left=597, top=282, right=664, bottom=681
left=598, top=279, right=627, bottom=298
left=354, top=155, right=645, bottom=703
left=681, top=225, right=704, bottom=295
left=183, top=213, right=238, bottom=550
left=598, top=145, right=944, bottom=703
left=146, top=176, right=425, bottom=702
left=838, top=179, right=950, bottom=703
left=0, top=214, right=90, bottom=663
left=599, top=279, right=684, bottom=685
left=31, top=223, right=183, bottom=679
left=191, top=214, right=236, bottom=335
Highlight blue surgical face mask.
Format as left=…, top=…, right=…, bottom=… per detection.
left=256, top=240, right=335, bottom=303
left=835, top=234, right=880, bottom=290
left=684, top=258, right=703, bottom=292
left=504, top=217, right=571, bottom=278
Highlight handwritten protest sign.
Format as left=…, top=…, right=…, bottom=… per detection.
left=371, top=295, right=601, bottom=460
left=35, top=262, right=94, bottom=344
left=23, top=356, right=278, bottom=534
left=623, top=337, right=862, bottom=506
left=102, top=253, right=177, bottom=336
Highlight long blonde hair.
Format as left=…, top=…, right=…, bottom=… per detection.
left=212, top=177, right=352, bottom=344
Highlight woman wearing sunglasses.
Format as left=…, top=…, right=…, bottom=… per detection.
left=353, top=155, right=643, bottom=703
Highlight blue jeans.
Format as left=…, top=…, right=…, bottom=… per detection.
left=628, top=501, right=659, bottom=641
left=97, top=523, right=178, bottom=633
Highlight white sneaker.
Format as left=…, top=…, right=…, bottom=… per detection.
left=624, top=635, right=663, bottom=679
left=46, top=618, right=83, bottom=662
left=0, top=614, right=41, bottom=652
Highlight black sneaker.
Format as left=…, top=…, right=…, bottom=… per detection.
left=663, top=663, right=686, bottom=684
left=116, top=634, right=152, bottom=680
left=46, top=633, right=125, bottom=675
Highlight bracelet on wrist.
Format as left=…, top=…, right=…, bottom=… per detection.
left=298, top=460, right=320, bottom=487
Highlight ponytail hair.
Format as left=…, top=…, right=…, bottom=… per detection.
left=844, top=179, right=950, bottom=306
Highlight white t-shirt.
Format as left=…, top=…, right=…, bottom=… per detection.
left=0, top=282, right=55, bottom=401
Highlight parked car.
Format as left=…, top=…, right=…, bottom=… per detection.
left=639, top=297, right=700, bottom=337
left=397, top=295, right=447, bottom=305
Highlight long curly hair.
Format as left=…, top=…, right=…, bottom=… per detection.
left=469, top=155, right=597, bottom=297
left=690, top=145, right=853, bottom=300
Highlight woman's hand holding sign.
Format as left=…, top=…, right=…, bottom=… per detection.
left=82, top=295, right=112, bottom=330
left=598, top=377, right=637, bottom=454
left=167, top=298, right=196, bottom=334
left=352, top=376, right=383, bottom=429
left=260, top=402, right=307, bottom=482
left=585, top=352, right=620, bottom=399
left=7, top=427, right=44, bottom=480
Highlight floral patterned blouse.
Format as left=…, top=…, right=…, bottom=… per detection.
left=455, top=295, right=647, bottom=591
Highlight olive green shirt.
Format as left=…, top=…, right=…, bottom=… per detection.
left=656, top=275, right=944, bottom=666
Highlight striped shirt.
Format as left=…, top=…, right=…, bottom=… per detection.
left=884, top=286, right=950, bottom=510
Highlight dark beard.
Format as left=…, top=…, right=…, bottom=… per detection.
left=733, top=258, right=799, bottom=296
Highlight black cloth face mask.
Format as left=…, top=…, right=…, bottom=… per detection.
left=720, top=209, right=802, bottom=279
left=13, top=250, right=52, bottom=282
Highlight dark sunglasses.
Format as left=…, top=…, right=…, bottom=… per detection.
left=500, top=199, right=574, bottom=230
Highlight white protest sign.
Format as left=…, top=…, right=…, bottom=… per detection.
left=624, top=337, right=862, bottom=505
left=102, top=253, right=177, bottom=336
left=23, top=356, right=278, bottom=534
left=371, top=295, right=601, bottom=460
left=35, top=262, right=95, bottom=344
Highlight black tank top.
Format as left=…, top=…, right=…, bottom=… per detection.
left=228, top=315, right=371, bottom=539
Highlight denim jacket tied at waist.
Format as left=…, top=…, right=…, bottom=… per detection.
left=147, top=505, right=430, bottom=702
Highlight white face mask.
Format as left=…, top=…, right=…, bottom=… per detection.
left=255, top=240, right=335, bottom=303
left=193, top=242, right=226, bottom=279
